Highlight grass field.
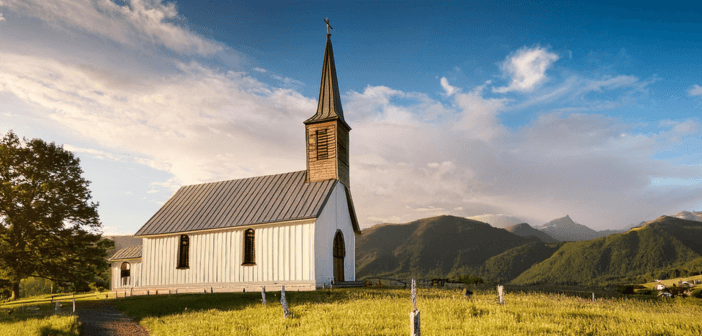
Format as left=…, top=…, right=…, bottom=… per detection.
left=641, top=274, right=702, bottom=289
left=2, top=287, right=701, bottom=335
left=113, top=287, right=702, bottom=336
left=0, top=292, right=113, bottom=336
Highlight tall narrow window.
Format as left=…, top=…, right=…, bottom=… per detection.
left=243, top=229, right=256, bottom=265
left=333, top=230, right=345, bottom=282
left=178, top=235, right=189, bottom=268
left=120, top=262, right=131, bottom=286
left=316, top=129, right=329, bottom=160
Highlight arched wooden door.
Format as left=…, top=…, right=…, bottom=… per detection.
left=333, top=230, right=345, bottom=282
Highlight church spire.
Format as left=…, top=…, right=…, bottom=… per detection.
left=304, top=20, right=351, bottom=187
left=304, top=24, right=351, bottom=130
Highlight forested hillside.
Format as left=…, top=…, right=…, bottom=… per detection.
left=356, top=215, right=538, bottom=278
left=512, top=216, right=702, bottom=285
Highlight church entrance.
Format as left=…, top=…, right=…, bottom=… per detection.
left=333, top=230, right=345, bottom=282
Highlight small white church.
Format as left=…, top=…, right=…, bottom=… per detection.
left=108, top=28, right=361, bottom=293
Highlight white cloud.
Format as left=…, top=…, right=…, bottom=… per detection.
left=451, top=83, right=508, bottom=141
left=253, top=67, right=266, bottom=73
left=0, top=51, right=315, bottom=187
left=440, top=77, right=460, bottom=96
left=0, top=12, right=5, bottom=22
left=493, top=46, right=559, bottom=93
left=0, top=0, right=222, bottom=55
left=345, top=81, right=702, bottom=229
left=689, top=84, right=702, bottom=97
left=272, top=74, right=304, bottom=86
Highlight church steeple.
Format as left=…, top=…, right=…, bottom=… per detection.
left=304, top=32, right=351, bottom=130
left=305, top=21, right=351, bottom=187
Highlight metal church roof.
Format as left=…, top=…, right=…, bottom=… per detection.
left=304, top=33, right=351, bottom=130
left=134, top=171, right=345, bottom=237
left=108, top=245, right=142, bottom=261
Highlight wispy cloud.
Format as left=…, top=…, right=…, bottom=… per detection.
left=689, top=84, right=702, bottom=97
left=493, top=46, right=559, bottom=93
left=0, top=0, right=222, bottom=55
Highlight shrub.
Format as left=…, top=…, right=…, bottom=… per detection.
left=457, top=276, right=484, bottom=284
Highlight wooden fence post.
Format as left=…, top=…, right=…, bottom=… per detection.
left=261, top=286, right=267, bottom=305
left=497, top=285, right=504, bottom=305
left=54, top=301, right=60, bottom=314
left=592, top=292, right=595, bottom=302
left=410, top=279, right=420, bottom=336
left=72, top=293, right=76, bottom=314
left=280, top=286, right=291, bottom=318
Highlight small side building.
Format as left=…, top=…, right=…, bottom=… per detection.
left=108, top=245, right=142, bottom=290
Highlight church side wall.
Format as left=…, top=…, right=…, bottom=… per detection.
left=314, top=182, right=356, bottom=287
left=138, top=220, right=316, bottom=291
left=110, top=260, right=142, bottom=290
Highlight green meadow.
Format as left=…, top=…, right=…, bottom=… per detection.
left=0, top=292, right=102, bottom=336
left=2, top=288, right=701, bottom=335
left=117, top=287, right=701, bottom=336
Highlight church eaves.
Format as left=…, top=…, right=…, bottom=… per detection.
left=304, top=33, right=351, bottom=130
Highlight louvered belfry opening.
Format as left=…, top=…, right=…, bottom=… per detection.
left=316, top=129, right=330, bottom=159
left=333, top=230, right=345, bottom=282
left=178, top=235, right=189, bottom=268
left=243, top=229, right=256, bottom=265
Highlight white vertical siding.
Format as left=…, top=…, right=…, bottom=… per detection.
left=138, top=219, right=315, bottom=288
left=314, top=182, right=356, bottom=287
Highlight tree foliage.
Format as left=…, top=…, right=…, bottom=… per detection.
left=0, top=131, right=113, bottom=299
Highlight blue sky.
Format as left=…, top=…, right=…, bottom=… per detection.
left=1, top=0, right=701, bottom=234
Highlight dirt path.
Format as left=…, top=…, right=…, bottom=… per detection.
left=76, top=302, right=149, bottom=336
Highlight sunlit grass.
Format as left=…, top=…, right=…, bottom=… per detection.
left=0, top=291, right=111, bottom=336
left=0, top=309, right=79, bottom=336
left=641, top=274, right=702, bottom=289
left=114, top=287, right=702, bottom=336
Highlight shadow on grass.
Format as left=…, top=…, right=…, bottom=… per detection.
left=113, top=287, right=400, bottom=322
left=39, top=325, right=76, bottom=336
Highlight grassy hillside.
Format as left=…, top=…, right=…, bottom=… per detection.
left=476, top=242, right=563, bottom=283
left=512, top=216, right=702, bottom=286
left=356, top=215, right=538, bottom=279
left=505, top=223, right=559, bottom=243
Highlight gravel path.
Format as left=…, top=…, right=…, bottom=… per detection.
left=76, top=302, right=149, bottom=336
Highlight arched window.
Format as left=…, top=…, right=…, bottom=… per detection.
left=333, top=230, right=345, bottom=282
left=120, top=262, right=131, bottom=278
left=178, top=235, right=189, bottom=268
left=120, top=262, right=131, bottom=287
left=243, top=229, right=255, bottom=265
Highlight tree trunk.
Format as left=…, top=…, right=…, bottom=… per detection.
left=11, top=282, right=21, bottom=300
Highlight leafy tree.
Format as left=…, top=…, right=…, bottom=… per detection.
left=0, top=131, right=113, bottom=300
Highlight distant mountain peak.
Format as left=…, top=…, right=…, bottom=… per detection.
left=538, top=215, right=601, bottom=241
left=673, top=210, right=702, bottom=222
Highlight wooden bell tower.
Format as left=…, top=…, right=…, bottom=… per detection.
left=304, top=24, right=351, bottom=187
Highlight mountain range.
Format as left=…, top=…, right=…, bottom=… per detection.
left=356, top=214, right=702, bottom=285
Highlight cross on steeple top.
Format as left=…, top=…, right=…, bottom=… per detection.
left=324, top=18, right=333, bottom=35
